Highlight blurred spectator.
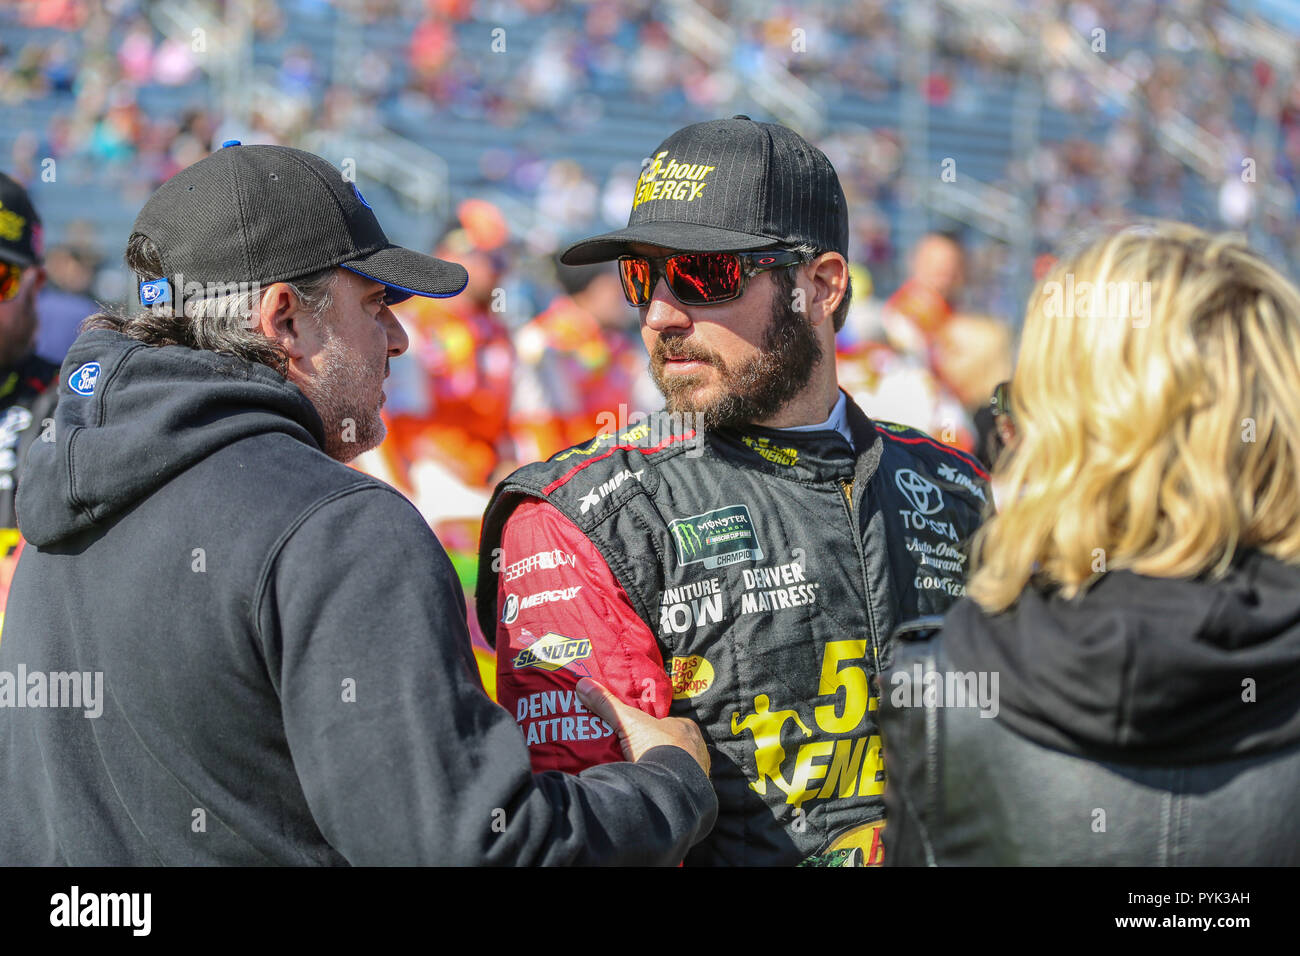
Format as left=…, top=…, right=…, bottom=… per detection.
left=511, top=259, right=651, bottom=464
left=34, top=239, right=99, bottom=363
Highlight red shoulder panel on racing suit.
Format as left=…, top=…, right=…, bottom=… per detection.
left=495, top=498, right=670, bottom=773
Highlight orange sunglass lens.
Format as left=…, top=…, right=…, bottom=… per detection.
left=619, top=258, right=653, bottom=304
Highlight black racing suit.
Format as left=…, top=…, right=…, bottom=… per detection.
left=0, top=352, right=59, bottom=633
left=477, top=391, right=990, bottom=865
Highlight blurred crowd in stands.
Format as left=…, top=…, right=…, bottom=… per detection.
left=2, top=0, right=1297, bottom=525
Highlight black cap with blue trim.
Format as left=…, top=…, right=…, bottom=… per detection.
left=130, top=141, right=467, bottom=305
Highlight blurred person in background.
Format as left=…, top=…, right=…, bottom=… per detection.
left=510, top=258, right=652, bottom=464
left=34, top=235, right=101, bottom=364
left=0, top=172, right=58, bottom=636
left=880, top=223, right=1300, bottom=865
left=837, top=232, right=977, bottom=451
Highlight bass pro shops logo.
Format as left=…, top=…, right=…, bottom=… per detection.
left=669, top=504, right=764, bottom=570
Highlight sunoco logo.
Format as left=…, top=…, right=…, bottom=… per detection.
left=512, top=632, right=592, bottom=671
left=669, top=504, right=764, bottom=569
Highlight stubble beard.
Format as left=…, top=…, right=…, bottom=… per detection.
left=300, top=329, right=388, bottom=463
left=649, top=291, right=823, bottom=431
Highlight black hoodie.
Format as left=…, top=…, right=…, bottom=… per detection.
left=0, top=329, right=715, bottom=865
left=941, top=552, right=1300, bottom=763
left=878, top=551, right=1300, bottom=865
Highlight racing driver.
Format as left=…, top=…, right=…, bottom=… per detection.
left=477, top=117, right=990, bottom=865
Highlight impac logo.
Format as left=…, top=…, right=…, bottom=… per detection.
left=670, top=656, right=715, bottom=699
left=669, top=504, right=764, bottom=569
left=936, top=462, right=986, bottom=503
left=894, top=469, right=944, bottom=515
left=578, top=468, right=644, bottom=515
left=68, top=362, right=100, bottom=396
left=512, top=632, right=592, bottom=671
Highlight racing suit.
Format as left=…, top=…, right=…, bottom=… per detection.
left=0, top=353, right=59, bottom=635
left=476, top=390, right=989, bottom=865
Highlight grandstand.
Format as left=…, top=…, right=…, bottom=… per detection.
left=3, top=0, right=1297, bottom=325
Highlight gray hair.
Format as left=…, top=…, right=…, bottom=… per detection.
left=82, top=233, right=338, bottom=377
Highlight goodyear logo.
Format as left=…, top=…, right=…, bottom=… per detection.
left=741, top=436, right=799, bottom=467
left=512, top=632, right=592, bottom=671
left=670, top=655, right=714, bottom=699
left=632, top=151, right=715, bottom=209
left=669, top=503, right=763, bottom=570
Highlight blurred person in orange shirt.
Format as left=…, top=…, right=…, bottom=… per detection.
left=510, top=260, right=654, bottom=464
left=837, top=233, right=979, bottom=451
left=378, top=212, right=516, bottom=497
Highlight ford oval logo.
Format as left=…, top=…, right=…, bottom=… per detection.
left=69, top=362, right=100, bottom=396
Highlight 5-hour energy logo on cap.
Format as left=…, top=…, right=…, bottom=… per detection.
left=632, top=152, right=716, bottom=209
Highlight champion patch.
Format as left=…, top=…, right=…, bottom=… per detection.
left=669, top=504, right=764, bottom=569
left=68, top=362, right=100, bottom=396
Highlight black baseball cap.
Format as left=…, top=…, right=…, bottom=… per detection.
left=0, top=172, right=43, bottom=268
left=131, top=141, right=468, bottom=304
left=560, top=116, right=848, bottom=265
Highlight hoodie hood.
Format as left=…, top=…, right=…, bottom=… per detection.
left=943, top=551, right=1300, bottom=762
left=17, top=329, right=325, bottom=547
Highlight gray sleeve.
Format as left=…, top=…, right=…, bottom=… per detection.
left=256, top=483, right=716, bottom=865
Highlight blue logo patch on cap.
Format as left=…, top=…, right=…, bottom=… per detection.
left=139, top=278, right=172, bottom=306
left=352, top=182, right=372, bottom=210
left=69, top=362, right=100, bottom=396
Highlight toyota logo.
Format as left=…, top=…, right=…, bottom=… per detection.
left=895, top=469, right=944, bottom=515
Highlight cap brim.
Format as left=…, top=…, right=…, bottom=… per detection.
left=560, top=222, right=778, bottom=265
left=342, top=244, right=469, bottom=304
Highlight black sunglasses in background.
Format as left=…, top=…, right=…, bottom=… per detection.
left=617, top=249, right=810, bottom=307
left=990, top=381, right=1013, bottom=421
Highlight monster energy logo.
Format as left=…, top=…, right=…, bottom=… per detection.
left=669, top=504, right=764, bottom=569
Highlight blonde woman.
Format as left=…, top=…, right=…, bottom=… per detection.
left=878, top=223, right=1300, bottom=865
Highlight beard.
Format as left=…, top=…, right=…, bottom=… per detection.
left=649, top=291, right=823, bottom=430
left=298, top=329, right=388, bottom=463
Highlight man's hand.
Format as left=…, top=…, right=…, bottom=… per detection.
left=576, top=677, right=711, bottom=776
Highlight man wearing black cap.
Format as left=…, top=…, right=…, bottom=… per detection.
left=0, top=143, right=716, bottom=865
left=0, top=173, right=59, bottom=634
left=477, top=117, right=990, bottom=865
